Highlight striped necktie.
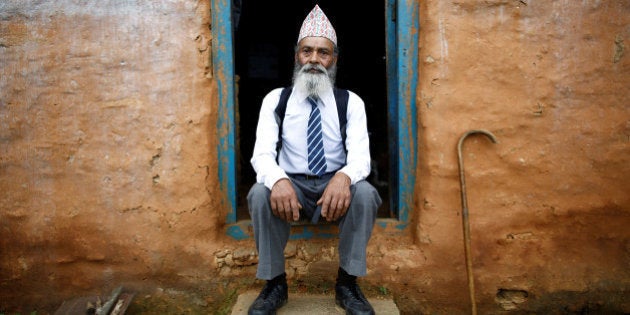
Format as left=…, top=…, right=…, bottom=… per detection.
left=307, top=97, right=327, bottom=176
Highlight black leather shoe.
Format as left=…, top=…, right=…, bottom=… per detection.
left=335, top=282, right=375, bottom=315
left=248, top=280, right=288, bottom=315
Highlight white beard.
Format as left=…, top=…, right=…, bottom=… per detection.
left=292, top=63, right=337, bottom=98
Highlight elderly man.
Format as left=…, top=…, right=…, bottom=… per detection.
left=247, top=5, right=382, bottom=315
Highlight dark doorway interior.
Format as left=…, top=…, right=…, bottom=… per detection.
left=234, top=1, right=390, bottom=220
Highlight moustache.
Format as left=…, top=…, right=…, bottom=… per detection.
left=301, top=64, right=327, bottom=75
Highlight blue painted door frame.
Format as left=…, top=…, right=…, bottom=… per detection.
left=212, top=0, right=418, bottom=238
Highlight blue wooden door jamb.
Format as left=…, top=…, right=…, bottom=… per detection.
left=211, top=0, right=237, bottom=224
left=385, top=0, right=419, bottom=229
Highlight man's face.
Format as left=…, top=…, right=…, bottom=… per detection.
left=292, top=37, right=337, bottom=97
left=296, top=36, right=337, bottom=69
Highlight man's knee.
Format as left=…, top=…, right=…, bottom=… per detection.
left=349, top=181, right=382, bottom=220
left=352, top=181, right=382, bottom=206
left=248, top=183, right=270, bottom=214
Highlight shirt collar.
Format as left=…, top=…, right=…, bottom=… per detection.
left=292, top=87, right=335, bottom=107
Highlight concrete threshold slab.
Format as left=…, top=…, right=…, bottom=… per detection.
left=231, top=291, right=400, bottom=315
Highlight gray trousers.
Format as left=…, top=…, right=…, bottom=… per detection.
left=247, top=176, right=382, bottom=280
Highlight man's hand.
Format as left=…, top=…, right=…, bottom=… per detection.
left=270, top=178, right=301, bottom=222
left=319, top=172, right=352, bottom=222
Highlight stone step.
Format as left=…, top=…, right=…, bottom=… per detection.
left=231, top=291, right=400, bottom=315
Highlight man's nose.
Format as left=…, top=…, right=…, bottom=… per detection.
left=308, top=52, right=320, bottom=64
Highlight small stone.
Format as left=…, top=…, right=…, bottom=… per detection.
left=284, top=242, right=298, bottom=258
left=215, top=249, right=230, bottom=258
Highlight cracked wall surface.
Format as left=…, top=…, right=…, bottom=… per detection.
left=412, top=0, right=630, bottom=313
left=0, top=0, right=223, bottom=310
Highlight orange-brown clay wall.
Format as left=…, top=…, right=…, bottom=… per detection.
left=0, top=0, right=226, bottom=310
left=413, top=0, right=629, bottom=313
left=1, top=0, right=629, bottom=314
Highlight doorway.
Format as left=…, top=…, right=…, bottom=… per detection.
left=234, top=1, right=391, bottom=220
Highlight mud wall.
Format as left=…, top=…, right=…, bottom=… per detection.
left=412, top=0, right=630, bottom=313
left=0, top=0, right=629, bottom=314
left=0, top=0, right=225, bottom=310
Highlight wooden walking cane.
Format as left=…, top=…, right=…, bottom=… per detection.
left=457, top=129, right=498, bottom=315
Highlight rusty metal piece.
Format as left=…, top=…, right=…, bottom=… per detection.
left=54, top=286, right=134, bottom=315
left=457, top=129, right=498, bottom=315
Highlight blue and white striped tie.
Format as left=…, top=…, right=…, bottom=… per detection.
left=307, top=97, right=327, bottom=176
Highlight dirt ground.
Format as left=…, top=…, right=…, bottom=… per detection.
left=115, top=278, right=628, bottom=315
left=125, top=278, right=396, bottom=315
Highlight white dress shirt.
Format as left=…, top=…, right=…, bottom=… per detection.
left=251, top=87, right=372, bottom=189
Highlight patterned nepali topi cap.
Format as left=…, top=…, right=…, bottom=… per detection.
left=297, top=5, right=337, bottom=45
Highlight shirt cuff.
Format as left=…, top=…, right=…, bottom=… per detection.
left=263, top=170, right=289, bottom=190
left=336, top=168, right=359, bottom=185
